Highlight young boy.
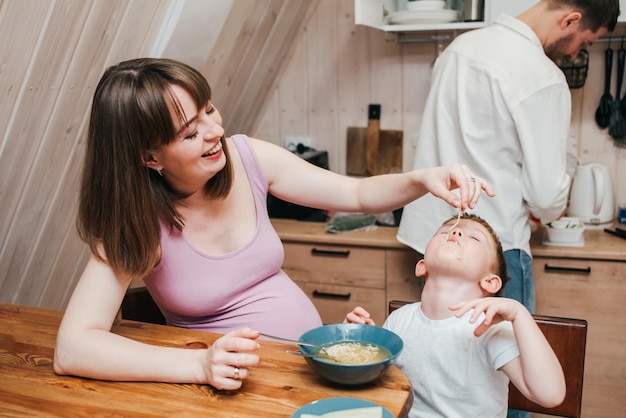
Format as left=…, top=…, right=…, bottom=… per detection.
left=346, top=213, right=565, bottom=418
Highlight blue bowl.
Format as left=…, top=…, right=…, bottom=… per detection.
left=298, top=324, right=403, bottom=385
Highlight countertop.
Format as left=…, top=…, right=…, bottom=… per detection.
left=271, top=218, right=408, bottom=249
left=271, top=219, right=626, bottom=261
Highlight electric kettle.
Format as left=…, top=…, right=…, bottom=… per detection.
left=567, top=163, right=615, bottom=224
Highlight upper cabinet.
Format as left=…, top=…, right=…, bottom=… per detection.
left=355, top=0, right=489, bottom=32
left=355, top=0, right=626, bottom=33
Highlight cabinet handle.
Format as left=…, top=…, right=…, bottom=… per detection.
left=544, top=264, right=591, bottom=274
left=312, top=290, right=351, bottom=300
left=311, top=248, right=350, bottom=257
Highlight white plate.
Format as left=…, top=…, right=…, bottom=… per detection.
left=407, top=0, right=446, bottom=11
left=292, top=397, right=393, bottom=418
left=388, top=10, right=459, bottom=25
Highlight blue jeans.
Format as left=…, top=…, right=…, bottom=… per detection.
left=502, top=249, right=535, bottom=313
left=503, top=249, right=534, bottom=418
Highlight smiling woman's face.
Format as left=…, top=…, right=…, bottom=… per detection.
left=150, top=84, right=226, bottom=193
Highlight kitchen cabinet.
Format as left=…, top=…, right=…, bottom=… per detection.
left=355, top=0, right=488, bottom=33
left=355, top=0, right=626, bottom=34
left=282, top=242, right=388, bottom=324
left=530, top=226, right=626, bottom=418
left=274, top=219, right=421, bottom=325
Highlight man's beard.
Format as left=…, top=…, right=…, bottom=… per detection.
left=545, top=33, right=575, bottom=62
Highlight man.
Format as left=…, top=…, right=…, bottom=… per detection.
left=398, top=0, right=619, bottom=314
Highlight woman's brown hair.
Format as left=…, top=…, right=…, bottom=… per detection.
left=77, top=58, right=233, bottom=279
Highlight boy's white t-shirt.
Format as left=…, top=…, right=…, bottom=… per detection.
left=384, top=302, right=520, bottom=418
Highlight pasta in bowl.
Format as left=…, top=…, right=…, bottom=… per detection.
left=298, top=324, right=403, bottom=385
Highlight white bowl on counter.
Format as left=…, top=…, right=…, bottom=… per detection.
left=544, top=217, right=585, bottom=244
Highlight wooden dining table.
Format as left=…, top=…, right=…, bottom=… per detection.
left=0, top=303, right=412, bottom=417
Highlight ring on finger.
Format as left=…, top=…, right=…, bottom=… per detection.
left=467, top=177, right=476, bottom=182
left=233, top=366, right=240, bottom=380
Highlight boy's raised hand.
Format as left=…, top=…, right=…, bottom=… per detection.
left=344, top=306, right=376, bottom=325
left=450, top=297, right=526, bottom=337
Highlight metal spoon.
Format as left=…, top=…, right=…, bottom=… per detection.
left=285, top=350, right=336, bottom=361
left=259, top=332, right=330, bottom=355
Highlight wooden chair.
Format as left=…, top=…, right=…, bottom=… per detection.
left=121, top=287, right=166, bottom=325
left=388, top=300, right=587, bottom=418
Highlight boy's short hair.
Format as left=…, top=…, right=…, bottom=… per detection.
left=442, top=213, right=511, bottom=295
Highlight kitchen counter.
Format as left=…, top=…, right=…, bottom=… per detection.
left=272, top=218, right=626, bottom=259
left=530, top=222, right=626, bottom=260
left=271, top=218, right=407, bottom=249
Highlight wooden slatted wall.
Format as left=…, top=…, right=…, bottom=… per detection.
left=0, top=0, right=172, bottom=309
left=202, top=0, right=320, bottom=137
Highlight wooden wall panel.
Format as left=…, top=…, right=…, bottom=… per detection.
left=0, top=0, right=93, bottom=302
left=35, top=0, right=172, bottom=308
left=367, top=30, right=403, bottom=130
left=336, top=0, right=371, bottom=175
left=0, top=0, right=171, bottom=309
left=400, top=41, right=438, bottom=169
left=277, top=37, right=309, bottom=143
left=0, top=0, right=54, bottom=251
left=306, top=1, right=339, bottom=169
left=0, top=0, right=52, bottom=149
left=203, top=0, right=320, bottom=137
left=252, top=87, right=281, bottom=145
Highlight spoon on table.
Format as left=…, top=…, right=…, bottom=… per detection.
left=284, top=350, right=337, bottom=361
left=259, top=332, right=330, bottom=355
left=595, top=43, right=613, bottom=129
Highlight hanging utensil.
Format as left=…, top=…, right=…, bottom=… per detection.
left=620, top=39, right=626, bottom=120
left=595, top=41, right=613, bottom=129
left=609, top=40, right=626, bottom=140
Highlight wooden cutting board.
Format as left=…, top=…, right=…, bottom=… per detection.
left=347, top=104, right=402, bottom=176
left=347, top=127, right=403, bottom=175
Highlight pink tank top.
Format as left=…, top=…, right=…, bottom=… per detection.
left=143, top=135, right=322, bottom=339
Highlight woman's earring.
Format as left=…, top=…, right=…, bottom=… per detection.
left=156, top=168, right=163, bottom=176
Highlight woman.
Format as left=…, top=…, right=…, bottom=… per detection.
left=54, top=58, right=494, bottom=390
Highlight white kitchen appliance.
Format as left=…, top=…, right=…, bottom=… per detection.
left=567, top=163, right=615, bottom=224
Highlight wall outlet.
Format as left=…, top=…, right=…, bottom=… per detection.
left=284, top=136, right=313, bottom=152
